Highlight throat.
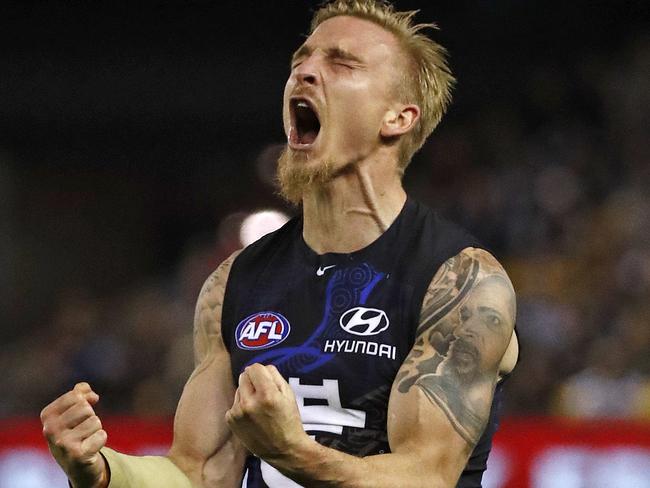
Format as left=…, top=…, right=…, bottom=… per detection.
left=302, top=168, right=406, bottom=254
left=353, top=167, right=391, bottom=232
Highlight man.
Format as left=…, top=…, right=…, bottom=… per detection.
left=40, top=1, right=518, bottom=487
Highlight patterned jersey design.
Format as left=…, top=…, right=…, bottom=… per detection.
left=221, top=198, right=504, bottom=488
left=241, top=263, right=386, bottom=376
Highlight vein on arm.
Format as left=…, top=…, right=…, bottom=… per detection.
left=169, top=250, right=246, bottom=488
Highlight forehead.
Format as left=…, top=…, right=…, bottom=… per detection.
left=305, top=15, right=401, bottom=63
left=469, top=277, right=516, bottom=324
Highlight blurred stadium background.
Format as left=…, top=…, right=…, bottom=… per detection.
left=0, top=1, right=648, bottom=486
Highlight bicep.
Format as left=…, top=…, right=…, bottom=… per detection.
left=170, top=346, right=244, bottom=487
left=387, top=248, right=515, bottom=483
left=168, top=252, right=246, bottom=487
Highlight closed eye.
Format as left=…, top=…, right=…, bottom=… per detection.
left=327, top=47, right=364, bottom=69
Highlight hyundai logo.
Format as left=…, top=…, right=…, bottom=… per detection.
left=339, top=307, right=390, bottom=336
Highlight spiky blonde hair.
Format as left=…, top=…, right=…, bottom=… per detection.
left=311, top=0, right=455, bottom=171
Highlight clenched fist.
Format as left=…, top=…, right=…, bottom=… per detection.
left=225, top=364, right=310, bottom=465
left=40, top=382, right=109, bottom=488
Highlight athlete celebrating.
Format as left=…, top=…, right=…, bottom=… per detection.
left=40, top=1, right=518, bottom=487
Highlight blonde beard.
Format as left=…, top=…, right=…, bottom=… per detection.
left=276, top=147, right=337, bottom=205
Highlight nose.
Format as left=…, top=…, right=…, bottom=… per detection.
left=292, top=54, right=320, bottom=86
left=457, top=305, right=479, bottom=335
left=296, top=71, right=317, bottom=85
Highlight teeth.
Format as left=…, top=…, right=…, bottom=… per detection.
left=297, top=101, right=309, bottom=108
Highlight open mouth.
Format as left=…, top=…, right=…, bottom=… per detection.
left=290, top=98, right=321, bottom=148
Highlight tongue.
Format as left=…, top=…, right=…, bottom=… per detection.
left=300, top=130, right=318, bottom=145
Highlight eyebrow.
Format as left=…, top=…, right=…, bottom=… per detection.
left=478, top=306, right=504, bottom=318
left=291, top=44, right=311, bottom=65
left=290, top=44, right=364, bottom=66
left=478, top=305, right=512, bottom=327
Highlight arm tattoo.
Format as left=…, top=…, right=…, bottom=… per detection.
left=193, top=251, right=240, bottom=367
left=395, top=249, right=515, bottom=446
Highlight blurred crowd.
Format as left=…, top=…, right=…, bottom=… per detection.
left=2, top=33, right=648, bottom=423
left=408, top=34, right=650, bottom=419
left=411, top=34, right=650, bottom=420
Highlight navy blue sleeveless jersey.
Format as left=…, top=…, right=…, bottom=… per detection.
left=221, top=197, right=504, bottom=488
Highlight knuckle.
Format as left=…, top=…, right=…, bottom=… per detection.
left=258, top=393, right=274, bottom=408
left=43, top=419, right=63, bottom=439
left=53, top=436, right=68, bottom=449
left=226, top=408, right=241, bottom=423
left=80, top=404, right=95, bottom=418
left=88, top=429, right=107, bottom=451
left=68, top=446, right=83, bottom=459
left=225, top=410, right=234, bottom=423
left=90, top=415, right=102, bottom=430
left=239, top=399, right=253, bottom=415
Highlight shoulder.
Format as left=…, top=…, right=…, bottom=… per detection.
left=448, top=247, right=511, bottom=281
left=454, top=247, right=513, bottom=292
left=407, top=199, right=484, bottom=267
left=217, top=215, right=301, bottom=303
left=394, top=246, right=517, bottom=449
left=197, top=250, right=242, bottom=308
left=193, top=250, right=242, bottom=365
left=412, top=199, right=479, bottom=240
left=418, top=247, right=518, bottom=377
left=424, top=247, right=515, bottom=320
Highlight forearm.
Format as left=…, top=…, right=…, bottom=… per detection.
left=101, top=448, right=196, bottom=488
left=268, top=439, right=452, bottom=488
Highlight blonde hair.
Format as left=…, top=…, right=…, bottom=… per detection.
left=311, top=0, right=455, bottom=171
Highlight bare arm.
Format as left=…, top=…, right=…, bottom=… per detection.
left=166, top=250, right=246, bottom=487
left=41, top=251, right=245, bottom=488
left=386, top=247, right=517, bottom=483
left=228, top=247, right=516, bottom=487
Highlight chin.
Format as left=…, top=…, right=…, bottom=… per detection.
left=277, top=146, right=337, bottom=205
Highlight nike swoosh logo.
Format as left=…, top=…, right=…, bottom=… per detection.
left=316, top=264, right=337, bottom=276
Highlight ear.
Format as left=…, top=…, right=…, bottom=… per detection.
left=380, top=104, right=420, bottom=138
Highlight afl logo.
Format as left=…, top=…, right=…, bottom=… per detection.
left=235, top=312, right=291, bottom=350
left=339, top=307, right=389, bottom=336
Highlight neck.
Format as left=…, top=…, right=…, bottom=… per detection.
left=301, top=156, right=406, bottom=255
